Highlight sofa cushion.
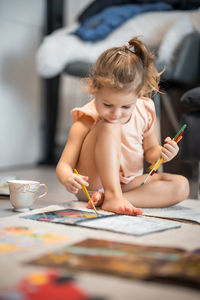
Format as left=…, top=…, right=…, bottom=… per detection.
left=181, top=87, right=200, bottom=107
left=180, top=111, right=200, bottom=160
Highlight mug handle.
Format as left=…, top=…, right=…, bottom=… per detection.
left=35, top=184, right=48, bottom=201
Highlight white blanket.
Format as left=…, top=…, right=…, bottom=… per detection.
left=36, top=9, right=200, bottom=78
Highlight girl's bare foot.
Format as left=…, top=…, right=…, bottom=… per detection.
left=87, top=191, right=142, bottom=216
left=86, top=191, right=104, bottom=209
left=102, top=196, right=143, bottom=216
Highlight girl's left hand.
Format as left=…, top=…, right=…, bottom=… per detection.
left=161, top=137, right=179, bottom=162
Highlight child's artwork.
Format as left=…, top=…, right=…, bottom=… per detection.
left=0, top=226, right=68, bottom=255
left=21, top=208, right=181, bottom=236
left=22, top=208, right=107, bottom=224
left=143, top=205, right=200, bottom=224
left=0, top=270, right=98, bottom=300
left=30, top=238, right=200, bottom=289
left=81, top=214, right=181, bottom=235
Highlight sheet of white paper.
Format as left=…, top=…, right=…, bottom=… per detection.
left=143, top=205, right=200, bottom=223
left=80, top=215, right=181, bottom=236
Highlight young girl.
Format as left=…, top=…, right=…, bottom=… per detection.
left=56, top=37, right=189, bottom=216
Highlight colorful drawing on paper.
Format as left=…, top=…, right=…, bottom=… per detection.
left=21, top=208, right=181, bottom=236
left=0, top=226, right=68, bottom=255
left=0, top=270, right=99, bottom=300
left=22, top=208, right=107, bottom=225
left=81, top=214, right=181, bottom=236
left=30, top=238, right=200, bottom=289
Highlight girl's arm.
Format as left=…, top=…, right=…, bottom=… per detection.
left=143, top=125, right=179, bottom=164
left=143, top=126, right=161, bottom=164
left=56, top=115, right=93, bottom=193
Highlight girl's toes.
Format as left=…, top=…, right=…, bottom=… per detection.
left=92, top=192, right=101, bottom=202
left=86, top=201, right=92, bottom=209
left=86, top=192, right=103, bottom=209
left=119, top=206, right=128, bottom=214
left=125, top=206, right=142, bottom=216
left=135, top=208, right=143, bottom=215
left=91, top=192, right=104, bottom=207
left=128, top=207, right=137, bottom=216
left=125, top=207, right=133, bottom=215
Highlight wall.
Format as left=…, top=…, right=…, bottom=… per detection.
left=57, top=0, right=92, bottom=149
left=0, top=0, right=44, bottom=168
left=0, top=0, right=93, bottom=169
left=65, top=0, right=93, bottom=25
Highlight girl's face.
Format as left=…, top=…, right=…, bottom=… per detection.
left=94, top=87, right=138, bottom=124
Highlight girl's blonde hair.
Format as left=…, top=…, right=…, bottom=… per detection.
left=86, top=37, right=161, bottom=97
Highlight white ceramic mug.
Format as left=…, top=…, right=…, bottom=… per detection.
left=7, top=180, right=48, bottom=212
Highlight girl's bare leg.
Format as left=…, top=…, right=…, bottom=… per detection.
left=94, top=122, right=143, bottom=215
left=122, top=173, right=190, bottom=208
left=87, top=173, right=189, bottom=209
left=77, top=120, right=142, bottom=215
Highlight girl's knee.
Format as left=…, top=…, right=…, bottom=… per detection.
left=96, top=121, right=121, bottom=139
left=94, top=121, right=121, bottom=160
left=173, top=175, right=190, bottom=203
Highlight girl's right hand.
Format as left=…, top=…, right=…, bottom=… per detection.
left=64, top=173, right=89, bottom=194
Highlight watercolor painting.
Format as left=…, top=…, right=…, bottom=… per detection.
left=22, top=208, right=107, bottom=225
left=21, top=208, right=181, bottom=236
left=0, top=270, right=99, bottom=300
left=30, top=238, right=200, bottom=289
left=0, top=226, right=68, bottom=255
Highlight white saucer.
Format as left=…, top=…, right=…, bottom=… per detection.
left=13, top=207, right=31, bottom=212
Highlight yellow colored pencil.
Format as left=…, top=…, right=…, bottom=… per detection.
left=74, top=169, right=98, bottom=215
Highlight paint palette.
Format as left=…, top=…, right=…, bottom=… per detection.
left=29, top=238, right=200, bottom=289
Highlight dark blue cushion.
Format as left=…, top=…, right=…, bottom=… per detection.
left=74, top=2, right=172, bottom=42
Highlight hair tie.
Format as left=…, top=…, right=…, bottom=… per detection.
left=117, top=50, right=129, bottom=57
left=124, top=42, right=135, bottom=54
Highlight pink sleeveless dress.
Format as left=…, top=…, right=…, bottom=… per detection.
left=71, top=97, right=156, bottom=184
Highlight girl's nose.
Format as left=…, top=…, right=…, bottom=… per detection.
left=111, top=108, right=120, bottom=118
